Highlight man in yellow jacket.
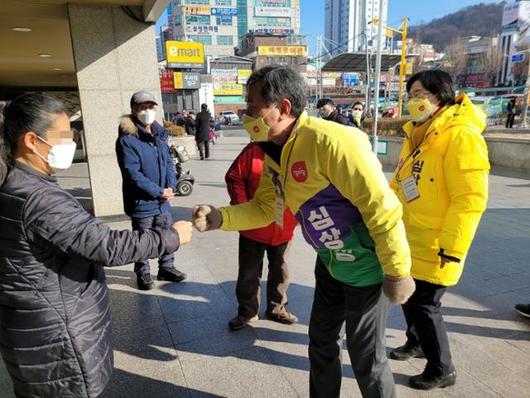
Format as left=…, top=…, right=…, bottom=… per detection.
left=193, top=65, right=414, bottom=398
left=389, top=69, right=490, bottom=390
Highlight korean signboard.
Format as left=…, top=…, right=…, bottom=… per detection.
left=254, top=7, right=291, bottom=17
left=211, top=7, right=238, bottom=16
left=258, top=46, right=307, bottom=56
left=174, top=72, right=201, bottom=89
left=183, top=6, right=210, bottom=15
left=165, top=41, right=205, bottom=69
left=213, top=83, right=243, bottom=96
left=160, top=68, right=176, bottom=93
left=211, top=69, right=238, bottom=83
left=187, top=25, right=218, bottom=34
left=238, top=69, right=252, bottom=84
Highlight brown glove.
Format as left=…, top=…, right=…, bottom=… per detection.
left=382, top=275, right=415, bottom=304
left=192, top=204, right=222, bottom=232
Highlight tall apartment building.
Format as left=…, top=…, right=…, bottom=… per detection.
left=170, top=0, right=239, bottom=58
left=324, top=0, right=388, bottom=55
left=496, top=0, right=530, bottom=85
left=236, top=0, right=301, bottom=43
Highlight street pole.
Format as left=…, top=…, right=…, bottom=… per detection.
left=398, top=17, right=408, bottom=118
left=522, top=53, right=530, bottom=127
left=371, top=0, right=385, bottom=154
left=364, top=0, right=371, bottom=114
left=316, top=34, right=322, bottom=100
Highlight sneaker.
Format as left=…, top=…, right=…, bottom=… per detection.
left=228, top=315, right=259, bottom=331
left=265, top=309, right=298, bottom=325
left=408, top=370, right=457, bottom=390
left=137, top=273, right=155, bottom=290
left=157, top=267, right=187, bottom=283
left=389, top=342, right=425, bottom=360
left=515, top=304, right=530, bottom=318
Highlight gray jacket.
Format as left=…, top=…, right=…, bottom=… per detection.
left=0, top=163, right=179, bottom=397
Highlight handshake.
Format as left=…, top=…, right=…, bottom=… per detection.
left=170, top=205, right=221, bottom=246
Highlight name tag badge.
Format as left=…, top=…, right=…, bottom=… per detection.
left=401, top=175, right=420, bottom=202
left=275, top=195, right=284, bottom=229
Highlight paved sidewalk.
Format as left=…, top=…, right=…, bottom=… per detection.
left=1, top=131, right=529, bottom=397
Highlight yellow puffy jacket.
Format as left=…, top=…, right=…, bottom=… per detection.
left=390, top=94, right=490, bottom=286
left=220, top=112, right=411, bottom=287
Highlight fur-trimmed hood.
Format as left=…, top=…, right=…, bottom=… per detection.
left=119, top=114, right=140, bottom=137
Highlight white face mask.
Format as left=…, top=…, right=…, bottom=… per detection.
left=352, top=110, right=363, bottom=117
left=34, top=136, right=77, bottom=173
left=319, top=107, right=333, bottom=118
left=137, top=109, right=156, bottom=125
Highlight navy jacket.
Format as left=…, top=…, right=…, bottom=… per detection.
left=0, top=162, right=179, bottom=397
left=116, top=115, right=177, bottom=218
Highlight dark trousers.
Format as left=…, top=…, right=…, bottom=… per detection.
left=131, top=210, right=175, bottom=276
left=236, top=235, right=290, bottom=317
left=506, top=113, right=516, bottom=128
left=197, top=140, right=209, bottom=159
left=308, top=259, right=395, bottom=398
left=402, top=279, right=455, bottom=376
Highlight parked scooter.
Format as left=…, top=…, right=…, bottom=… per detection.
left=169, top=144, right=195, bottom=196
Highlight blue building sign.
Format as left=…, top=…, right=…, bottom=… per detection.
left=211, top=8, right=238, bottom=16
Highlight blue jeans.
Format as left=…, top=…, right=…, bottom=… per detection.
left=131, top=210, right=175, bottom=276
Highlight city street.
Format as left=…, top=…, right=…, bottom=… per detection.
left=1, top=130, right=529, bottom=398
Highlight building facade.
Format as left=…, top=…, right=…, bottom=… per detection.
left=236, top=0, right=301, bottom=43
left=497, top=0, right=530, bottom=86
left=325, top=0, right=388, bottom=55
left=170, top=0, right=239, bottom=58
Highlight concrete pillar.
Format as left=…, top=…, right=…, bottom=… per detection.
left=68, top=5, right=162, bottom=216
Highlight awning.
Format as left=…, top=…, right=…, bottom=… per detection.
left=321, top=52, right=414, bottom=73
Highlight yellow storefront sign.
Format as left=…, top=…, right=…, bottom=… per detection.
left=166, top=41, right=204, bottom=68
left=214, top=83, right=243, bottom=96
left=183, top=5, right=210, bottom=15
left=257, top=46, right=306, bottom=56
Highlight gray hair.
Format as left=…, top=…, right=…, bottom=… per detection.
left=247, top=65, right=307, bottom=117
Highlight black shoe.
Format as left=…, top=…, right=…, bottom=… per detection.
left=137, top=273, right=155, bottom=290
left=515, top=304, right=530, bottom=318
left=408, top=370, right=457, bottom=390
left=157, top=267, right=187, bottom=283
left=228, top=315, right=259, bottom=331
left=389, top=342, right=425, bottom=360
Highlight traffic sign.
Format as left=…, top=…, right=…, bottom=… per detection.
left=512, top=53, right=525, bottom=63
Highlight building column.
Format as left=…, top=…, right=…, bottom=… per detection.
left=68, top=4, right=162, bottom=216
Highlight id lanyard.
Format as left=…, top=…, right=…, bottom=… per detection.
left=274, top=122, right=301, bottom=228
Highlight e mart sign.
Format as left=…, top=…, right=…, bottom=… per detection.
left=166, top=41, right=205, bottom=69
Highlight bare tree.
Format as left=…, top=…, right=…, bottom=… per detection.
left=443, top=39, right=469, bottom=84
left=474, top=45, right=503, bottom=86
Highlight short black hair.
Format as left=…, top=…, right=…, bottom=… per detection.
left=201, top=103, right=208, bottom=110
left=316, top=98, right=334, bottom=108
left=406, top=69, right=455, bottom=106
left=247, top=65, right=307, bottom=117
left=352, top=101, right=364, bottom=109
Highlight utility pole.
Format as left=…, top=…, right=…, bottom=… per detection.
left=522, top=53, right=530, bottom=127
left=316, top=34, right=322, bottom=100
left=364, top=0, right=371, bottom=112
left=371, top=0, right=385, bottom=154
left=397, top=17, right=408, bottom=118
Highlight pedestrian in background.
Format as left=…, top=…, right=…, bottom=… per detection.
left=193, top=65, right=415, bottom=398
left=0, top=93, right=192, bottom=398
left=349, top=101, right=366, bottom=129
left=316, top=98, right=350, bottom=125
left=196, top=103, right=212, bottom=160
left=506, top=97, right=516, bottom=128
left=390, top=69, right=490, bottom=390
left=225, top=142, right=298, bottom=330
left=116, top=91, right=188, bottom=290
left=185, top=111, right=196, bottom=136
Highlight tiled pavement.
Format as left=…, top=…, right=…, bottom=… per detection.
left=1, top=130, right=529, bottom=397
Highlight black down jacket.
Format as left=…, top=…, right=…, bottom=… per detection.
left=0, top=163, right=180, bottom=398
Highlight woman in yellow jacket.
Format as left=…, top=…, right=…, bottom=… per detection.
left=389, top=70, right=490, bottom=390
